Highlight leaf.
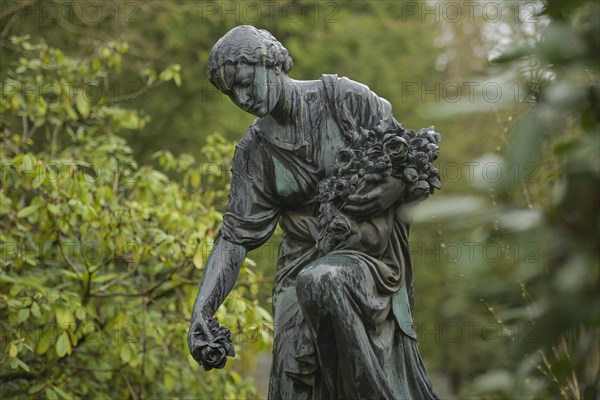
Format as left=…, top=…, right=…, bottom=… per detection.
left=253, top=306, right=273, bottom=324
left=37, top=335, right=51, bottom=355
left=75, top=308, right=86, bottom=321
left=9, top=343, right=18, bottom=358
left=15, top=357, right=30, bottom=372
left=508, top=111, right=545, bottom=172
left=120, top=344, right=132, bottom=363
left=163, top=374, right=175, bottom=391
left=192, top=241, right=203, bottom=269
left=51, top=385, right=72, bottom=400
left=65, top=104, right=78, bottom=120
left=17, top=204, right=40, bottom=218
left=47, top=204, right=61, bottom=215
left=31, top=302, right=41, bottom=318
left=121, top=112, right=140, bottom=130
left=93, top=273, right=119, bottom=283
left=18, top=308, right=30, bottom=322
left=159, top=69, right=173, bottom=82
left=28, top=382, right=46, bottom=394
left=46, top=388, right=59, bottom=400
left=55, top=332, right=71, bottom=358
left=55, top=308, right=75, bottom=330
left=76, top=90, right=90, bottom=118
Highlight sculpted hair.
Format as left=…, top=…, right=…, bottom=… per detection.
left=208, top=25, right=293, bottom=91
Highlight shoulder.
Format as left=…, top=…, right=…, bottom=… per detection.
left=321, top=74, right=384, bottom=101
left=321, top=74, right=394, bottom=130
left=231, top=126, right=264, bottom=174
left=234, top=126, right=258, bottom=153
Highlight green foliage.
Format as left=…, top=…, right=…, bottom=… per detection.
left=418, top=0, right=599, bottom=398
left=0, top=38, right=271, bottom=398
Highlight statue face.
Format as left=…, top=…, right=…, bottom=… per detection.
left=224, top=63, right=282, bottom=117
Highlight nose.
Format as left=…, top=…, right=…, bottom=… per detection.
left=233, top=87, right=252, bottom=108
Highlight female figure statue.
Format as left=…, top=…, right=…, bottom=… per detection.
left=188, top=25, right=439, bottom=400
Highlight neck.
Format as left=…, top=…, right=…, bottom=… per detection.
left=264, top=75, right=298, bottom=127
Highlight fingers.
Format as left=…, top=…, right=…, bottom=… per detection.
left=364, top=173, right=383, bottom=182
left=189, top=318, right=214, bottom=343
left=199, top=318, right=214, bottom=340
left=347, top=187, right=381, bottom=204
left=188, top=320, right=212, bottom=365
left=343, top=201, right=381, bottom=220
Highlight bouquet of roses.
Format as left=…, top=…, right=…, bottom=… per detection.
left=316, top=123, right=442, bottom=255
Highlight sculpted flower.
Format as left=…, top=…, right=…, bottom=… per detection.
left=365, top=143, right=391, bottom=173
left=328, top=214, right=352, bottom=240
left=429, top=175, right=441, bottom=190
left=414, top=151, right=430, bottom=171
left=411, top=180, right=431, bottom=201
left=359, top=127, right=377, bottom=146
left=319, top=179, right=336, bottom=202
left=383, top=134, right=409, bottom=162
left=192, top=317, right=236, bottom=371
left=410, top=136, right=429, bottom=149
left=425, top=143, right=439, bottom=161
left=198, top=342, right=227, bottom=370
left=425, top=128, right=442, bottom=144
left=334, top=179, right=354, bottom=198
left=403, top=167, right=419, bottom=183
left=404, top=129, right=417, bottom=139
left=335, top=148, right=357, bottom=174
left=343, top=130, right=361, bottom=147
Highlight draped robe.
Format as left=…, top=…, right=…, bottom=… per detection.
left=220, top=74, right=438, bottom=400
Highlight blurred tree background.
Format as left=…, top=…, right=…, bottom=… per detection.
left=0, top=0, right=597, bottom=399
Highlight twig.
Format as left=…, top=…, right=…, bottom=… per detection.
left=138, top=263, right=147, bottom=399
left=50, top=124, right=60, bottom=158
left=121, top=372, right=139, bottom=400
left=21, top=116, right=28, bottom=144
left=64, top=364, right=127, bottom=373
left=96, top=270, right=136, bottom=292
left=57, top=233, right=83, bottom=284
left=113, top=160, right=120, bottom=195
left=0, top=12, right=18, bottom=38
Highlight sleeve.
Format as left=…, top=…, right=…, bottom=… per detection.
left=219, top=133, right=280, bottom=251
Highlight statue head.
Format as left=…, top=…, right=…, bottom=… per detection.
left=208, top=25, right=293, bottom=117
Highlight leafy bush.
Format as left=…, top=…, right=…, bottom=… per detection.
left=419, top=1, right=599, bottom=397
left=0, top=37, right=272, bottom=398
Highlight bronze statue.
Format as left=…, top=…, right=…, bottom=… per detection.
left=188, top=25, right=441, bottom=399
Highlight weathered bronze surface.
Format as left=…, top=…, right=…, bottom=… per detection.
left=189, top=25, right=441, bottom=399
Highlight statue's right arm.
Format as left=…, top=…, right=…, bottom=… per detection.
left=188, top=234, right=247, bottom=342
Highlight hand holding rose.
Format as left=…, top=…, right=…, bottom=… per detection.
left=188, top=317, right=235, bottom=371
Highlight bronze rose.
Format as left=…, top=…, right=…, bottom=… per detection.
left=198, top=343, right=227, bottom=370
left=335, top=148, right=357, bottom=174
left=328, top=214, right=352, bottom=240
left=334, top=179, right=355, bottom=197
left=383, top=134, right=409, bottom=162
left=191, top=317, right=235, bottom=371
